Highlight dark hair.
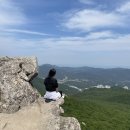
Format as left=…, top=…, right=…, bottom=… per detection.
left=48, top=68, right=56, bottom=77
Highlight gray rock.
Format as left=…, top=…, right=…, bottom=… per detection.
left=0, top=56, right=40, bottom=113
left=60, top=117, right=81, bottom=130
left=45, top=98, right=81, bottom=130
left=0, top=98, right=81, bottom=130
left=0, top=56, right=81, bottom=130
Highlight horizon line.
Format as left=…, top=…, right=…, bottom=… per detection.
left=39, top=63, right=130, bottom=69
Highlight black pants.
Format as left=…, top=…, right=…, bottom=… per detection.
left=58, top=91, right=62, bottom=97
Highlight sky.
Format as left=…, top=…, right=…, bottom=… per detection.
left=0, top=0, right=130, bottom=68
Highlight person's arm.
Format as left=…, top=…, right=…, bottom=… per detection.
left=55, top=79, right=58, bottom=88
left=54, top=79, right=58, bottom=91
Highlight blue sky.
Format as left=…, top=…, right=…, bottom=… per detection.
left=0, top=0, right=130, bottom=68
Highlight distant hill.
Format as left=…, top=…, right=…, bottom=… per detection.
left=38, top=64, right=130, bottom=88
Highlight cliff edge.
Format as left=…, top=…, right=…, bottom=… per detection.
left=0, top=57, right=81, bottom=130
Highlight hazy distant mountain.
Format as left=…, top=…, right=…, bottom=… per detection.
left=39, top=64, right=130, bottom=80
left=38, top=64, right=130, bottom=88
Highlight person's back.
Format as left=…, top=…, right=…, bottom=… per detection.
left=44, top=76, right=58, bottom=92
left=43, top=68, right=62, bottom=101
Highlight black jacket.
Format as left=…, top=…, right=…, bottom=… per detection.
left=44, top=77, right=58, bottom=92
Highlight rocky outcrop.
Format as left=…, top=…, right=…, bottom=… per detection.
left=0, top=56, right=40, bottom=113
left=0, top=56, right=81, bottom=130
left=0, top=98, right=81, bottom=130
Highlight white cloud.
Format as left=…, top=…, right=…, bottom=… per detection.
left=63, top=9, right=123, bottom=32
left=2, top=29, right=49, bottom=36
left=40, top=33, right=130, bottom=52
left=117, top=1, right=130, bottom=13
left=78, top=0, right=94, bottom=4
left=0, top=0, right=27, bottom=27
left=0, top=0, right=49, bottom=36
left=86, top=31, right=116, bottom=40
left=0, top=31, right=130, bottom=66
left=1, top=31, right=128, bottom=52
left=0, top=0, right=129, bottom=67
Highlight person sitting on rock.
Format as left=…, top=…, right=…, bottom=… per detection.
left=44, top=68, right=63, bottom=101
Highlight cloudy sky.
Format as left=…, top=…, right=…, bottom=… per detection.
left=0, top=0, right=130, bottom=68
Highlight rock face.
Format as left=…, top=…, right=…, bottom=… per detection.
left=0, top=56, right=81, bottom=130
left=0, top=56, right=40, bottom=113
left=0, top=98, right=81, bottom=130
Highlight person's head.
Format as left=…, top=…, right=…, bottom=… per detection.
left=48, top=68, right=56, bottom=77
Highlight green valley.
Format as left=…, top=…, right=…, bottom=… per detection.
left=62, top=88, right=130, bottom=130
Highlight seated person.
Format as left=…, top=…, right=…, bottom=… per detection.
left=44, top=68, right=62, bottom=101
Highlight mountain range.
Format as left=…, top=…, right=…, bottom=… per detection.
left=38, top=64, right=130, bottom=89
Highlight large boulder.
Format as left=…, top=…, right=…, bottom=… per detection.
left=0, top=98, right=81, bottom=130
left=0, top=56, right=40, bottom=113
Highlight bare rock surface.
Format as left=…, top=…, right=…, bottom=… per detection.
left=0, top=98, right=81, bottom=130
left=0, top=56, right=40, bottom=113
left=0, top=56, right=81, bottom=130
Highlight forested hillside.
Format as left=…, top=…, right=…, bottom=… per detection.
left=62, top=88, right=130, bottom=130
